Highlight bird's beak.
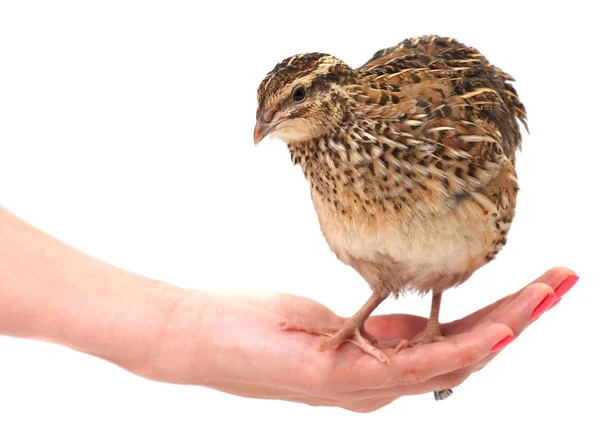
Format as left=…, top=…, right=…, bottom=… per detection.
left=253, top=108, right=277, bottom=145
left=253, top=122, right=272, bottom=145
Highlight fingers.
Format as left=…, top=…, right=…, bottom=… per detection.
left=342, top=398, right=394, bottom=413
left=445, top=266, right=576, bottom=333
left=388, top=322, right=512, bottom=386
left=448, top=267, right=578, bottom=338
left=282, top=395, right=393, bottom=413
left=480, top=283, right=552, bottom=336
left=361, top=369, right=471, bottom=400
left=394, top=268, right=579, bottom=400
left=350, top=321, right=512, bottom=390
left=450, top=273, right=578, bottom=372
left=445, top=282, right=549, bottom=339
left=434, top=268, right=580, bottom=393
left=527, top=266, right=577, bottom=290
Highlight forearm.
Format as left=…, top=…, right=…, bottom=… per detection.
left=0, top=207, right=187, bottom=374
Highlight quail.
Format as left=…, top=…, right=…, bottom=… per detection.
left=254, top=35, right=526, bottom=400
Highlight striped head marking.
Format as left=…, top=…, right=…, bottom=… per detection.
left=254, top=53, right=360, bottom=144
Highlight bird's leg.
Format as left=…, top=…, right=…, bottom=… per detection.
left=280, top=292, right=389, bottom=363
left=414, top=291, right=445, bottom=345
left=394, top=292, right=445, bottom=354
left=393, top=292, right=452, bottom=401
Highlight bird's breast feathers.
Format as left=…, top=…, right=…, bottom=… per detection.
left=311, top=191, right=498, bottom=293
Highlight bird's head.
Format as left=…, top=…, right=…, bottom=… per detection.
left=254, top=53, right=360, bottom=145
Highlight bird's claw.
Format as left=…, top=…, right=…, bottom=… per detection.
left=280, top=319, right=389, bottom=363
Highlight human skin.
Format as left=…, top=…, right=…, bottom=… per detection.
left=0, top=207, right=577, bottom=412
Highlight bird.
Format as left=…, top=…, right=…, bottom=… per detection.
left=253, top=35, right=527, bottom=400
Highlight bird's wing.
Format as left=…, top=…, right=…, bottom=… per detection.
left=329, top=34, right=529, bottom=219
left=330, top=117, right=506, bottom=220
left=358, top=35, right=527, bottom=162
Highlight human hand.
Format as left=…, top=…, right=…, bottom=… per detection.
left=139, top=266, right=577, bottom=412
left=0, top=209, right=578, bottom=413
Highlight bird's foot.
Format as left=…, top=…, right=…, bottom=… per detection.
left=393, top=330, right=446, bottom=354
left=279, top=319, right=389, bottom=363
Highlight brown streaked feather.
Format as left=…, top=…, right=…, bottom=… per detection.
left=359, top=35, right=527, bottom=162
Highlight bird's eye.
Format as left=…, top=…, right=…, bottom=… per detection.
left=292, top=86, right=307, bottom=103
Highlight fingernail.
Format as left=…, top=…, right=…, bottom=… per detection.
left=554, top=275, right=579, bottom=298
left=491, top=335, right=514, bottom=352
left=531, top=293, right=556, bottom=321
left=549, top=297, right=561, bottom=309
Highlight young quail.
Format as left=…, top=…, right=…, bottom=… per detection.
left=254, top=35, right=527, bottom=399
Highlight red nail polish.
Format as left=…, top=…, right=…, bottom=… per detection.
left=549, top=296, right=561, bottom=309
left=491, top=335, right=514, bottom=352
left=531, top=293, right=556, bottom=321
left=554, top=275, right=579, bottom=298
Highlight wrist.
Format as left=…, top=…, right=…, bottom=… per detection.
left=132, top=286, right=219, bottom=386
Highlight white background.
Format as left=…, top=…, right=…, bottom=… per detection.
left=0, top=1, right=597, bottom=434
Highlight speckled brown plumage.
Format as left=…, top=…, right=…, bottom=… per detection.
left=254, top=35, right=527, bottom=399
